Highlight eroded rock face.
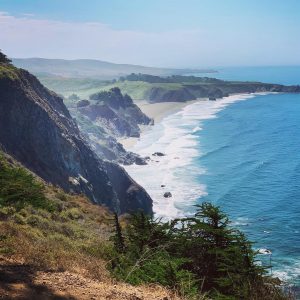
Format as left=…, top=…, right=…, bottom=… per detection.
left=0, top=66, right=152, bottom=215
left=86, top=88, right=153, bottom=138
left=73, top=88, right=153, bottom=164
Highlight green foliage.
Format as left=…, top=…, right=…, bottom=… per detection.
left=111, top=213, right=125, bottom=253
left=109, top=203, right=288, bottom=300
left=0, top=50, right=11, bottom=64
left=120, top=73, right=223, bottom=84
left=0, top=155, right=53, bottom=211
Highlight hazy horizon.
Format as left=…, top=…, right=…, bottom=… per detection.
left=11, top=57, right=300, bottom=70
left=1, top=0, right=300, bottom=68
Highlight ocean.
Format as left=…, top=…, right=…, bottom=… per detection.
left=124, top=66, right=300, bottom=289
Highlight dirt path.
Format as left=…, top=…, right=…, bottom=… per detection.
left=0, top=256, right=181, bottom=300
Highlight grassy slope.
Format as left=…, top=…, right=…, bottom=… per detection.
left=0, top=152, right=112, bottom=279
left=0, top=64, right=19, bottom=80
left=38, top=75, right=260, bottom=103
left=0, top=153, right=183, bottom=299
left=39, top=77, right=183, bottom=101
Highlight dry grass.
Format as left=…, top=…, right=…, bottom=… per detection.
left=0, top=189, right=189, bottom=299
left=0, top=188, right=113, bottom=281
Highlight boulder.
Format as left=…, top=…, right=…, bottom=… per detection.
left=163, top=192, right=172, bottom=198
left=77, top=99, right=90, bottom=108
left=152, top=152, right=165, bottom=157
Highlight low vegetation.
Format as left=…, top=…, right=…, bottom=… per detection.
left=0, top=50, right=11, bottom=64
left=109, top=207, right=293, bottom=300
left=0, top=154, right=112, bottom=280
left=119, top=73, right=223, bottom=84
left=0, top=153, right=294, bottom=299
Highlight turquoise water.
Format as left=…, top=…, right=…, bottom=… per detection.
left=126, top=66, right=300, bottom=290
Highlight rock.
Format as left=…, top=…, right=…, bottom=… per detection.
left=75, top=88, right=153, bottom=164
left=161, top=185, right=165, bottom=187
left=76, top=99, right=90, bottom=108
left=152, top=152, right=165, bottom=157
left=163, top=192, right=172, bottom=198
left=209, top=97, right=216, bottom=101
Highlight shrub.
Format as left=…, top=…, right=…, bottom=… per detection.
left=109, top=204, right=289, bottom=300
left=0, top=155, right=53, bottom=211
left=0, top=50, right=11, bottom=64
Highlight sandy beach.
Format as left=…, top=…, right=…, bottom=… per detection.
left=119, top=99, right=200, bottom=149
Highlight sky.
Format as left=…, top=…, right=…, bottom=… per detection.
left=0, top=0, right=299, bottom=68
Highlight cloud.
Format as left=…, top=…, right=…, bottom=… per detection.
left=21, top=13, right=35, bottom=17
left=0, top=12, right=299, bottom=67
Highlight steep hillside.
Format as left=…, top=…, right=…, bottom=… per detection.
left=0, top=60, right=152, bottom=214
left=0, top=153, right=181, bottom=300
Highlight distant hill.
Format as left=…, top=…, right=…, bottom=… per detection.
left=12, top=58, right=216, bottom=80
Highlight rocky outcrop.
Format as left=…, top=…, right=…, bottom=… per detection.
left=79, top=103, right=141, bottom=137
left=0, top=63, right=152, bottom=214
left=86, top=87, right=153, bottom=137
left=152, top=152, right=165, bottom=157
left=72, top=88, right=153, bottom=164
left=163, top=192, right=172, bottom=198
left=76, top=99, right=90, bottom=108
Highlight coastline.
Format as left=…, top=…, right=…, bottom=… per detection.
left=122, top=92, right=264, bottom=219
left=121, top=91, right=300, bottom=287
left=119, top=99, right=201, bottom=149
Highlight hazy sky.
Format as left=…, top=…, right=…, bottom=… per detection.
left=0, top=0, right=299, bottom=68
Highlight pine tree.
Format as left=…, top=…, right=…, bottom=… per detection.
left=112, top=213, right=125, bottom=253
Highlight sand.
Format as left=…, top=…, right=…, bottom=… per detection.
left=118, top=99, right=200, bottom=149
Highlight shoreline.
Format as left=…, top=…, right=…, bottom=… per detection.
left=121, top=92, right=299, bottom=287
left=118, top=99, right=202, bottom=149
left=122, top=92, right=265, bottom=218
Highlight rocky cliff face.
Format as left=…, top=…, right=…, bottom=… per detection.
left=0, top=62, right=152, bottom=214
left=86, top=88, right=152, bottom=137
left=70, top=88, right=152, bottom=164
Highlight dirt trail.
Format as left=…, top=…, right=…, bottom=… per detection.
left=0, top=256, right=181, bottom=300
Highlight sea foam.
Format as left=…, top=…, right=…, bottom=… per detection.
left=124, top=93, right=257, bottom=219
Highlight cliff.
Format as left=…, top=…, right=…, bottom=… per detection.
left=84, top=87, right=152, bottom=137
left=0, top=62, right=152, bottom=214
left=146, top=82, right=300, bottom=103
left=68, top=88, right=152, bottom=164
left=118, top=74, right=300, bottom=103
